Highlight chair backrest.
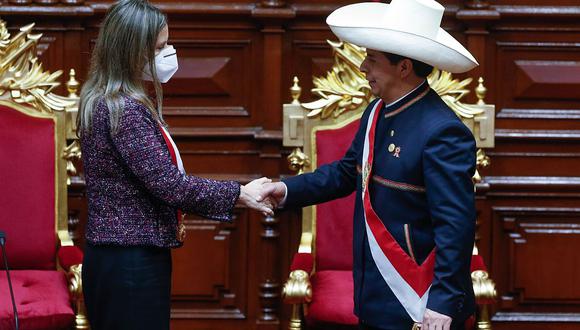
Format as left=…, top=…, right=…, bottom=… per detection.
left=0, top=20, right=78, bottom=270
left=0, top=103, right=65, bottom=269
left=283, top=41, right=495, bottom=274
left=311, top=117, right=360, bottom=271
left=283, top=42, right=371, bottom=273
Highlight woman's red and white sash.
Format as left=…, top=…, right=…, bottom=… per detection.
left=159, top=124, right=185, bottom=174
left=361, top=100, right=436, bottom=322
left=159, top=123, right=187, bottom=242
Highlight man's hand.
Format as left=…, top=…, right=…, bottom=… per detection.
left=257, top=182, right=286, bottom=207
left=238, top=177, right=274, bottom=216
left=420, top=308, right=452, bottom=330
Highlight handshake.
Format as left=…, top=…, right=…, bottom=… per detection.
left=238, top=177, right=286, bottom=216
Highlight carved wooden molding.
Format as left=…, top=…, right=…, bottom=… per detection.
left=493, top=207, right=580, bottom=309
left=164, top=106, right=249, bottom=117
left=514, top=60, right=580, bottom=100
left=493, top=312, right=580, bottom=322
left=171, top=308, right=246, bottom=320
left=496, top=41, right=580, bottom=49
left=168, top=127, right=282, bottom=141
left=492, top=5, right=580, bottom=18
left=494, top=129, right=580, bottom=141
left=483, top=176, right=580, bottom=195
left=497, top=108, right=580, bottom=120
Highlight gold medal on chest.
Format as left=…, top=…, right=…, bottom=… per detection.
left=177, top=213, right=187, bottom=242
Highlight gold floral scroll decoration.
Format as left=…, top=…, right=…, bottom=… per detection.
left=301, top=41, right=484, bottom=121
left=0, top=20, right=76, bottom=113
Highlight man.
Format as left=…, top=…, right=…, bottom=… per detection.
left=260, top=1, right=479, bottom=329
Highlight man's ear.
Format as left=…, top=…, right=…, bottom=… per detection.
left=399, top=58, right=414, bottom=79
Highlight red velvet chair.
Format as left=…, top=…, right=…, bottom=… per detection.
left=0, top=20, right=87, bottom=330
left=281, top=41, right=496, bottom=330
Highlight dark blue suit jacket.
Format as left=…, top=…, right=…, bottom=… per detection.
left=283, top=81, right=477, bottom=329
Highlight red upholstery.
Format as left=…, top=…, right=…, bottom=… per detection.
left=470, top=254, right=487, bottom=273
left=58, top=246, right=83, bottom=271
left=305, top=120, right=360, bottom=327
left=0, top=270, right=74, bottom=330
left=307, top=270, right=358, bottom=326
left=0, top=104, right=77, bottom=329
left=290, top=253, right=314, bottom=274
left=0, top=105, right=57, bottom=270
left=314, top=119, right=360, bottom=271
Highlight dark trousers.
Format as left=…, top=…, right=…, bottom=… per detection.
left=359, top=323, right=385, bottom=330
left=82, top=244, right=172, bottom=330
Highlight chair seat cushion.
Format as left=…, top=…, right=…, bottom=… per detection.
left=307, top=270, right=358, bottom=326
left=0, top=270, right=74, bottom=330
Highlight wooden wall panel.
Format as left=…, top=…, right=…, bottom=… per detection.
left=492, top=207, right=580, bottom=305
left=2, top=0, right=579, bottom=329
left=172, top=211, right=248, bottom=321
left=483, top=7, right=580, bottom=327
left=163, top=38, right=254, bottom=117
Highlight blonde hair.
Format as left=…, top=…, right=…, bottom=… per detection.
left=78, top=0, right=167, bottom=135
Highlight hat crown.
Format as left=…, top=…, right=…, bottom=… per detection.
left=326, top=0, right=478, bottom=73
left=383, top=0, right=444, bottom=39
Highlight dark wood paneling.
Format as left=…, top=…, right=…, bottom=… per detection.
left=492, top=207, right=580, bottom=304
left=171, top=211, right=248, bottom=320
left=482, top=9, right=580, bottom=327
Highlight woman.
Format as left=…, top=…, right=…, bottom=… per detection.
left=77, top=0, right=272, bottom=329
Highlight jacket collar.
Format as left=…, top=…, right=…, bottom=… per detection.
left=383, top=80, right=430, bottom=118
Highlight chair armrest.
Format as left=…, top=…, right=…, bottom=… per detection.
left=58, top=246, right=89, bottom=329
left=58, top=245, right=83, bottom=271
left=471, top=255, right=496, bottom=305
left=290, top=252, right=314, bottom=274
left=283, top=253, right=314, bottom=305
left=283, top=270, right=313, bottom=305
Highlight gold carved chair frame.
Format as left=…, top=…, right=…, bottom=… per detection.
left=0, top=19, right=87, bottom=329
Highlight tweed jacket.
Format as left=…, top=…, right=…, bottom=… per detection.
left=283, top=81, right=477, bottom=329
left=81, top=96, right=240, bottom=248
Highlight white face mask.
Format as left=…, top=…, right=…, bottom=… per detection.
left=143, top=45, right=178, bottom=83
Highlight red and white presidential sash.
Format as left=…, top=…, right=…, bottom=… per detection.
left=361, top=100, right=436, bottom=322
left=159, top=123, right=187, bottom=242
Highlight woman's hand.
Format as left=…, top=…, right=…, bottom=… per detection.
left=238, top=177, right=275, bottom=216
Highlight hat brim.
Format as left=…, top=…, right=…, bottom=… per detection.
left=327, top=2, right=478, bottom=73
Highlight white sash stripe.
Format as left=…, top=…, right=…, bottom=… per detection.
left=361, top=100, right=430, bottom=322
left=160, top=125, right=185, bottom=174
left=364, top=221, right=430, bottom=322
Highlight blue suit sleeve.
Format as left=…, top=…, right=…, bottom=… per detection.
left=423, top=122, right=476, bottom=319
left=282, top=102, right=375, bottom=209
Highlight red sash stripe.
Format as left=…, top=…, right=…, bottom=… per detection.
left=363, top=100, right=435, bottom=297
left=158, top=124, right=184, bottom=232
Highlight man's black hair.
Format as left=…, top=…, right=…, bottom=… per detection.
left=383, top=52, right=434, bottom=78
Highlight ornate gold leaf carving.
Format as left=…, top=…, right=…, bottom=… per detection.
left=302, top=41, right=370, bottom=119
left=282, top=270, right=312, bottom=305
left=428, top=69, right=484, bottom=119
left=302, top=41, right=484, bottom=120
left=0, top=20, right=76, bottom=113
left=63, top=140, right=82, bottom=185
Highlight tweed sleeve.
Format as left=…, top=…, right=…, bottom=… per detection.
left=111, top=99, right=241, bottom=222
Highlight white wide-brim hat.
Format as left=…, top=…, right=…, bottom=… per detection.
left=326, top=0, right=478, bottom=73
